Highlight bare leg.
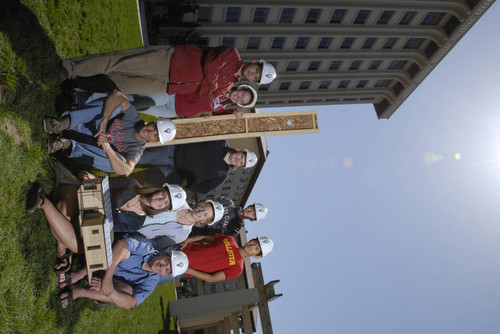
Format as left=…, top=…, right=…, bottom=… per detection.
left=39, top=189, right=81, bottom=254
left=59, top=265, right=88, bottom=288
left=70, top=282, right=133, bottom=304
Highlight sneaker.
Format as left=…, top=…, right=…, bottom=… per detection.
left=43, top=117, right=69, bottom=134
left=48, top=137, right=70, bottom=154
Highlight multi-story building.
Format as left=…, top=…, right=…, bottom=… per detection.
left=159, top=0, right=493, bottom=119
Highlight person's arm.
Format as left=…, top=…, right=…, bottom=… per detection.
left=90, top=276, right=137, bottom=309
left=100, top=239, right=130, bottom=296
left=198, top=47, right=242, bottom=102
left=180, top=235, right=215, bottom=249
left=94, top=89, right=129, bottom=137
left=185, top=267, right=226, bottom=283
left=95, top=133, right=136, bottom=176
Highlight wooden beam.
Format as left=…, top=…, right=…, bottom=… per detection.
left=231, top=312, right=241, bottom=334
left=147, top=111, right=319, bottom=147
left=241, top=306, right=254, bottom=334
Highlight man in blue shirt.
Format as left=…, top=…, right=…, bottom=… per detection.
left=58, top=235, right=188, bottom=309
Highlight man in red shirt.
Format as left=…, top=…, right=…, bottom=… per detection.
left=60, top=45, right=276, bottom=102
left=169, top=234, right=274, bottom=283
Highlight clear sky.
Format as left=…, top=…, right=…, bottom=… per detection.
left=246, top=3, right=500, bottom=333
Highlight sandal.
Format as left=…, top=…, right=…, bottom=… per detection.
left=54, top=249, right=72, bottom=274
left=58, top=287, right=73, bottom=309
left=58, top=271, right=72, bottom=289
left=26, top=182, right=46, bottom=213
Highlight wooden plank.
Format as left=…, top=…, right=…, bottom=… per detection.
left=146, top=111, right=319, bottom=147
left=231, top=312, right=241, bottom=334
left=223, top=317, right=231, bottom=334
left=241, top=306, right=253, bottom=334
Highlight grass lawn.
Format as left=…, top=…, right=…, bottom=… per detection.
left=0, top=1, right=177, bottom=332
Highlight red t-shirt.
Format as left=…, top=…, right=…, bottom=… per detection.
left=183, top=234, right=244, bottom=280
left=175, top=92, right=235, bottom=117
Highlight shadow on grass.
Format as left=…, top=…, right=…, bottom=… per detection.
left=0, top=0, right=61, bottom=125
left=159, top=296, right=178, bottom=334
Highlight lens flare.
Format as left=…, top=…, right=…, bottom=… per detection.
left=343, top=157, right=353, bottom=168
left=424, top=152, right=444, bottom=165
left=454, top=153, right=461, bottom=160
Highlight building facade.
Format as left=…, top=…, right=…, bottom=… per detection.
left=163, top=0, right=494, bottom=118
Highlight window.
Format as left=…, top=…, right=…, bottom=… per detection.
left=196, top=7, right=212, bottom=22
left=319, top=80, right=330, bottom=89
left=354, top=10, right=371, bottom=24
left=299, top=81, right=311, bottom=89
left=269, top=100, right=285, bottom=104
left=343, top=98, right=357, bottom=101
left=253, top=7, right=269, bottom=23
left=325, top=98, right=340, bottom=102
left=243, top=169, right=252, bottom=174
left=280, top=8, right=296, bottom=23
left=295, top=37, right=310, bottom=49
left=246, top=37, right=261, bottom=49
left=225, top=7, right=241, bottom=23
left=305, top=8, right=321, bottom=23
left=329, top=60, right=342, bottom=71
left=403, top=38, right=425, bottom=49
left=360, top=97, right=374, bottom=101
left=399, top=11, right=416, bottom=25
left=383, top=37, right=398, bottom=49
left=421, top=12, right=445, bottom=26
left=356, top=80, right=368, bottom=88
left=308, top=61, right=321, bottom=71
left=239, top=177, right=249, bottom=182
left=341, top=37, right=355, bottom=49
left=368, top=60, right=382, bottom=70
left=362, top=37, right=376, bottom=49
left=318, top=37, right=333, bottom=49
left=259, top=83, right=269, bottom=91
left=330, top=9, right=346, bottom=23
left=289, top=99, right=304, bottom=103
left=279, top=82, right=291, bottom=90
left=349, top=60, right=362, bottom=70
left=237, top=185, right=246, bottom=189
left=388, top=60, right=408, bottom=69
left=307, top=99, right=322, bottom=103
left=377, top=10, right=394, bottom=24
left=338, top=80, right=350, bottom=89
left=272, top=37, right=285, bottom=49
left=375, top=79, right=393, bottom=87
left=222, top=37, right=235, bottom=47
left=222, top=186, right=231, bottom=190
left=286, top=61, right=299, bottom=71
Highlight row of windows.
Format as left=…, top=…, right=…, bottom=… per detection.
left=272, top=79, right=394, bottom=91
left=197, top=7, right=445, bottom=26
left=222, top=35, right=426, bottom=51
left=255, top=96, right=376, bottom=105
left=284, top=59, right=409, bottom=72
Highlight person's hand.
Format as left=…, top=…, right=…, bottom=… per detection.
left=95, top=120, right=108, bottom=138
left=100, top=276, right=114, bottom=296
left=89, top=276, right=102, bottom=291
left=78, top=171, right=96, bottom=181
left=180, top=240, right=190, bottom=250
left=95, top=132, right=111, bottom=148
left=234, top=111, right=244, bottom=119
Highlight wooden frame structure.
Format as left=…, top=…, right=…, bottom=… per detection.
left=147, top=111, right=319, bottom=147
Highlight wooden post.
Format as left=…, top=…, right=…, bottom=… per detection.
left=231, top=312, right=241, bottom=334
left=147, top=111, right=319, bottom=147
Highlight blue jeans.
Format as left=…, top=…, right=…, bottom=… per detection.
left=62, top=102, right=124, bottom=173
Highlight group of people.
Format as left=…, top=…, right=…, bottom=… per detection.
left=28, top=44, right=278, bottom=309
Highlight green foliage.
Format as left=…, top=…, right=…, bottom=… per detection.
left=0, top=1, right=176, bottom=333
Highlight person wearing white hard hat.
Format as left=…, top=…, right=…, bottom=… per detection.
left=56, top=234, right=189, bottom=309
left=155, top=234, right=274, bottom=285
left=25, top=171, right=188, bottom=275
left=43, top=89, right=175, bottom=176
left=137, top=140, right=258, bottom=194
left=60, top=45, right=276, bottom=100
left=137, top=199, right=226, bottom=249
left=190, top=197, right=268, bottom=237
left=80, top=84, right=258, bottom=120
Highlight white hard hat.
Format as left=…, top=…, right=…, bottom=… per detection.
left=253, top=203, right=268, bottom=221
left=163, top=183, right=187, bottom=211
left=245, top=150, right=258, bottom=168
left=157, top=118, right=176, bottom=144
left=170, top=250, right=189, bottom=277
left=257, top=236, right=273, bottom=258
left=205, top=200, right=224, bottom=225
left=235, top=84, right=258, bottom=108
left=259, top=60, right=277, bottom=85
